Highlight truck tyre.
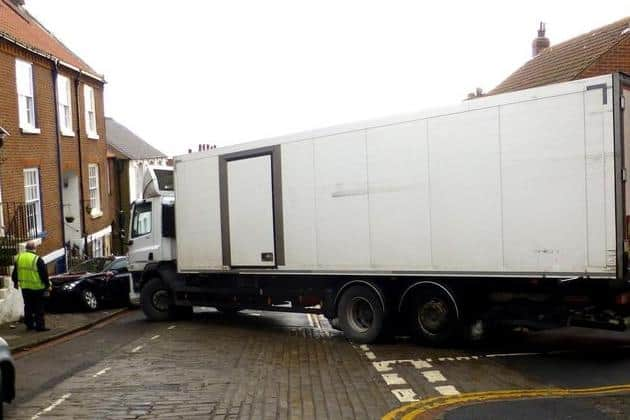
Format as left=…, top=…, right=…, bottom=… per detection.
left=338, top=285, right=385, bottom=344
left=141, top=277, right=173, bottom=321
left=406, top=286, right=459, bottom=346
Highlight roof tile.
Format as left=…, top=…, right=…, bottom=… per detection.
left=490, top=17, right=630, bottom=94
left=0, top=0, right=99, bottom=76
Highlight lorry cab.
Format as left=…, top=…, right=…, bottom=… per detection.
left=127, top=166, right=175, bottom=274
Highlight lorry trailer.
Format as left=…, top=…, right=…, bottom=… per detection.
left=127, top=73, right=630, bottom=344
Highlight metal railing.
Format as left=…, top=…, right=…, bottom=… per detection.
left=0, top=201, right=43, bottom=274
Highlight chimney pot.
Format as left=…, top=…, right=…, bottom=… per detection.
left=532, top=21, right=550, bottom=57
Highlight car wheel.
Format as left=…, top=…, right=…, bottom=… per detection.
left=338, top=285, right=385, bottom=344
left=80, top=289, right=99, bottom=311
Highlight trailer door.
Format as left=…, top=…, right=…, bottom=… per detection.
left=227, top=155, right=276, bottom=267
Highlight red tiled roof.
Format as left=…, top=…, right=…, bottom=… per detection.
left=0, top=0, right=101, bottom=77
left=490, top=17, right=630, bottom=95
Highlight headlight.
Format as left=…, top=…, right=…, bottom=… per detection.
left=62, top=280, right=81, bottom=291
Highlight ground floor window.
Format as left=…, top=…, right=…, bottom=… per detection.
left=23, top=168, right=43, bottom=237
left=91, top=237, right=104, bottom=257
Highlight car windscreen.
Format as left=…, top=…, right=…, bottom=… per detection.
left=69, top=258, right=111, bottom=274
left=104, top=258, right=128, bottom=271
left=154, top=169, right=174, bottom=191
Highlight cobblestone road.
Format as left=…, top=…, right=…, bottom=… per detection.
left=8, top=309, right=630, bottom=419
left=7, top=310, right=398, bottom=419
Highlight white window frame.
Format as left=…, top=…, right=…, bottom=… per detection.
left=57, top=74, right=74, bottom=137
left=15, top=59, right=40, bottom=134
left=84, top=84, right=98, bottom=139
left=92, top=237, right=103, bottom=257
left=23, top=168, right=43, bottom=237
left=88, top=164, right=101, bottom=213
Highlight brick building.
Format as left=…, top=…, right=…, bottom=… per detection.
left=491, top=17, right=630, bottom=95
left=105, top=117, right=167, bottom=255
left=0, top=0, right=112, bottom=275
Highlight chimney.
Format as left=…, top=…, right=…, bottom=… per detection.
left=532, top=22, right=550, bottom=57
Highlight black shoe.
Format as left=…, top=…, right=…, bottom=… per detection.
left=35, top=327, right=50, bottom=332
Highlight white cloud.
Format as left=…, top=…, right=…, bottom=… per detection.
left=26, top=0, right=630, bottom=156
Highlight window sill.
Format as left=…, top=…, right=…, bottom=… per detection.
left=20, top=126, right=41, bottom=135
left=87, top=132, right=99, bottom=140
left=61, top=130, right=75, bottom=138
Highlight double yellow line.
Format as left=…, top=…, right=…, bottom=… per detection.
left=382, top=384, right=630, bottom=420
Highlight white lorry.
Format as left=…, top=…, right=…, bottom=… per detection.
left=127, top=73, right=630, bottom=344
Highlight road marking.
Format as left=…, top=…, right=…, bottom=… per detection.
left=373, top=361, right=395, bottom=372
left=365, top=351, right=376, bottom=360
left=435, top=385, right=460, bottom=396
left=131, top=345, right=143, bottom=353
left=92, top=367, right=111, bottom=378
left=422, top=370, right=447, bottom=383
left=31, top=393, right=71, bottom=419
left=359, top=345, right=370, bottom=351
left=486, top=352, right=542, bottom=358
left=306, top=313, right=315, bottom=328
left=408, top=359, right=432, bottom=369
left=250, top=312, right=262, bottom=317
left=383, top=384, right=630, bottom=420
left=151, top=335, right=160, bottom=340
left=167, top=325, right=176, bottom=330
left=382, top=373, right=407, bottom=385
left=391, top=388, right=420, bottom=402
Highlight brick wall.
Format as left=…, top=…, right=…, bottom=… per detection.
left=0, top=37, right=111, bottom=265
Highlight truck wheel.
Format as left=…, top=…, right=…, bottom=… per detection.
left=338, top=285, right=384, bottom=344
left=407, top=287, right=459, bottom=346
left=141, top=277, right=173, bottom=321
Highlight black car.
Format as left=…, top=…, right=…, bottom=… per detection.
left=0, top=337, right=15, bottom=418
left=48, top=257, right=131, bottom=311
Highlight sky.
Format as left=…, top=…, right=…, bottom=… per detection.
left=26, top=0, right=630, bottom=157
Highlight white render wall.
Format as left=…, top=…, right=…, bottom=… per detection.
left=176, top=74, right=617, bottom=275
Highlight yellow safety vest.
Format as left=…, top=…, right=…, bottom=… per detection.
left=16, top=251, right=45, bottom=290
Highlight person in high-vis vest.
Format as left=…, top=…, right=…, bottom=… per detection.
left=11, top=241, right=50, bottom=331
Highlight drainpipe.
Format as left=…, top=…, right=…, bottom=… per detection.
left=74, top=72, right=88, bottom=256
left=51, top=60, right=67, bottom=268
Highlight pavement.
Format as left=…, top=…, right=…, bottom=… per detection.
left=0, top=307, right=129, bottom=352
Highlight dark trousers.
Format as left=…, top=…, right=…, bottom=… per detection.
left=21, top=289, right=45, bottom=330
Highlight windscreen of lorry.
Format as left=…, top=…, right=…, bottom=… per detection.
left=154, top=169, right=174, bottom=191
left=131, top=201, right=152, bottom=238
